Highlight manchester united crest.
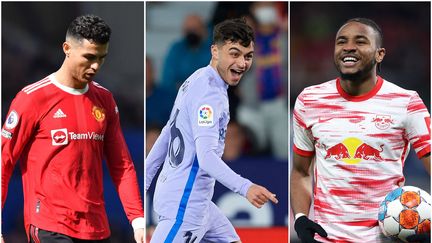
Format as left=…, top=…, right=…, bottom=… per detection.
left=92, top=106, right=105, bottom=122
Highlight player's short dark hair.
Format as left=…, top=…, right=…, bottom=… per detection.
left=213, top=18, right=254, bottom=47
left=343, top=17, right=383, bottom=48
left=66, top=15, right=111, bottom=44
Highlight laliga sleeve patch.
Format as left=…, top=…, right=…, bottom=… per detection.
left=198, top=105, right=214, bottom=127
left=5, top=110, right=19, bottom=129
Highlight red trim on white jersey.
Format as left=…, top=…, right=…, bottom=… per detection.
left=293, top=76, right=430, bottom=242
left=293, top=144, right=315, bottom=157
left=336, top=76, right=384, bottom=102
left=417, top=144, right=431, bottom=159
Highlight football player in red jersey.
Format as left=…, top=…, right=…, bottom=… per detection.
left=1, top=15, right=144, bottom=243
left=291, top=18, right=430, bottom=243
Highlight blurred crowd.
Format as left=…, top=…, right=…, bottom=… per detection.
left=146, top=2, right=289, bottom=162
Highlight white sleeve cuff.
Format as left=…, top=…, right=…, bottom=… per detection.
left=131, top=217, right=145, bottom=231
left=295, top=213, right=307, bottom=221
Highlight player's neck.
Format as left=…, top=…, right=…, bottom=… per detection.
left=55, top=65, right=88, bottom=90
left=339, top=72, right=377, bottom=96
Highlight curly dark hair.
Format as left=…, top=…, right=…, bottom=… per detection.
left=213, top=18, right=254, bottom=47
left=66, top=15, right=111, bottom=44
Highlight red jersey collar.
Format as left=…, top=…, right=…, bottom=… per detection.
left=336, top=76, right=383, bottom=102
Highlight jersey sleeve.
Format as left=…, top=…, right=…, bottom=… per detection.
left=2, top=91, right=39, bottom=208
left=103, top=95, right=144, bottom=222
left=404, top=92, right=431, bottom=158
left=293, top=91, right=315, bottom=157
left=195, top=136, right=252, bottom=197
left=190, top=88, right=252, bottom=197
left=145, top=123, right=170, bottom=191
left=190, top=87, right=221, bottom=141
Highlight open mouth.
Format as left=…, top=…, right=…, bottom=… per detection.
left=84, top=73, right=95, bottom=80
left=342, top=56, right=359, bottom=66
left=230, top=69, right=244, bottom=77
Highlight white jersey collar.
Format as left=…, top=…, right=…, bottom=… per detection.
left=50, top=73, right=89, bottom=95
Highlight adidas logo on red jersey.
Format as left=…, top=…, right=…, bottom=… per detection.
left=53, top=109, right=67, bottom=118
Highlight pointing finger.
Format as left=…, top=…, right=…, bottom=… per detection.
left=268, top=193, right=278, bottom=204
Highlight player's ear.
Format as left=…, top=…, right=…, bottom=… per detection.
left=376, top=47, right=385, bottom=63
left=63, top=41, right=72, bottom=58
left=211, top=44, right=219, bottom=60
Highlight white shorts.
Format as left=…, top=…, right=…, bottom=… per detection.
left=150, top=201, right=240, bottom=243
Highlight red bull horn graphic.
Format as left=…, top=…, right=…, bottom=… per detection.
left=324, top=137, right=384, bottom=164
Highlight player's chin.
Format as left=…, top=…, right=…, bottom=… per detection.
left=336, top=64, right=356, bottom=74
left=227, top=76, right=242, bottom=86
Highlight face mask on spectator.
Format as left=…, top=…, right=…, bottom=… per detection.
left=254, top=6, right=278, bottom=25
left=185, top=31, right=202, bottom=47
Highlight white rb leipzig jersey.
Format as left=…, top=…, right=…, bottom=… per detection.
left=293, top=76, right=430, bottom=242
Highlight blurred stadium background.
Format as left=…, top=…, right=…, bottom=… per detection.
left=146, top=2, right=288, bottom=242
left=290, top=2, right=431, bottom=242
left=2, top=2, right=143, bottom=242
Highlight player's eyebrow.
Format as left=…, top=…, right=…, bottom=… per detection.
left=228, top=47, right=242, bottom=52
left=336, top=35, right=370, bottom=41
left=354, top=35, right=370, bottom=41
left=228, top=47, right=254, bottom=55
left=84, top=53, right=108, bottom=59
left=245, top=51, right=254, bottom=56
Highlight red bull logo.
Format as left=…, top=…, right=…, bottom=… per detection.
left=372, top=115, right=393, bottom=130
left=324, top=137, right=384, bottom=164
left=354, top=143, right=384, bottom=160
left=325, top=143, right=350, bottom=160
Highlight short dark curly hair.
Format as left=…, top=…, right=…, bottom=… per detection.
left=66, top=15, right=111, bottom=44
left=213, top=18, right=254, bottom=47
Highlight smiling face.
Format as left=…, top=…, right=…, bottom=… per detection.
left=334, top=21, right=385, bottom=81
left=211, top=40, right=254, bottom=86
left=63, top=38, right=108, bottom=86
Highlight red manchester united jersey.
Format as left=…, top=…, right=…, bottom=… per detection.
left=293, top=76, right=431, bottom=242
left=2, top=74, right=143, bottom=240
